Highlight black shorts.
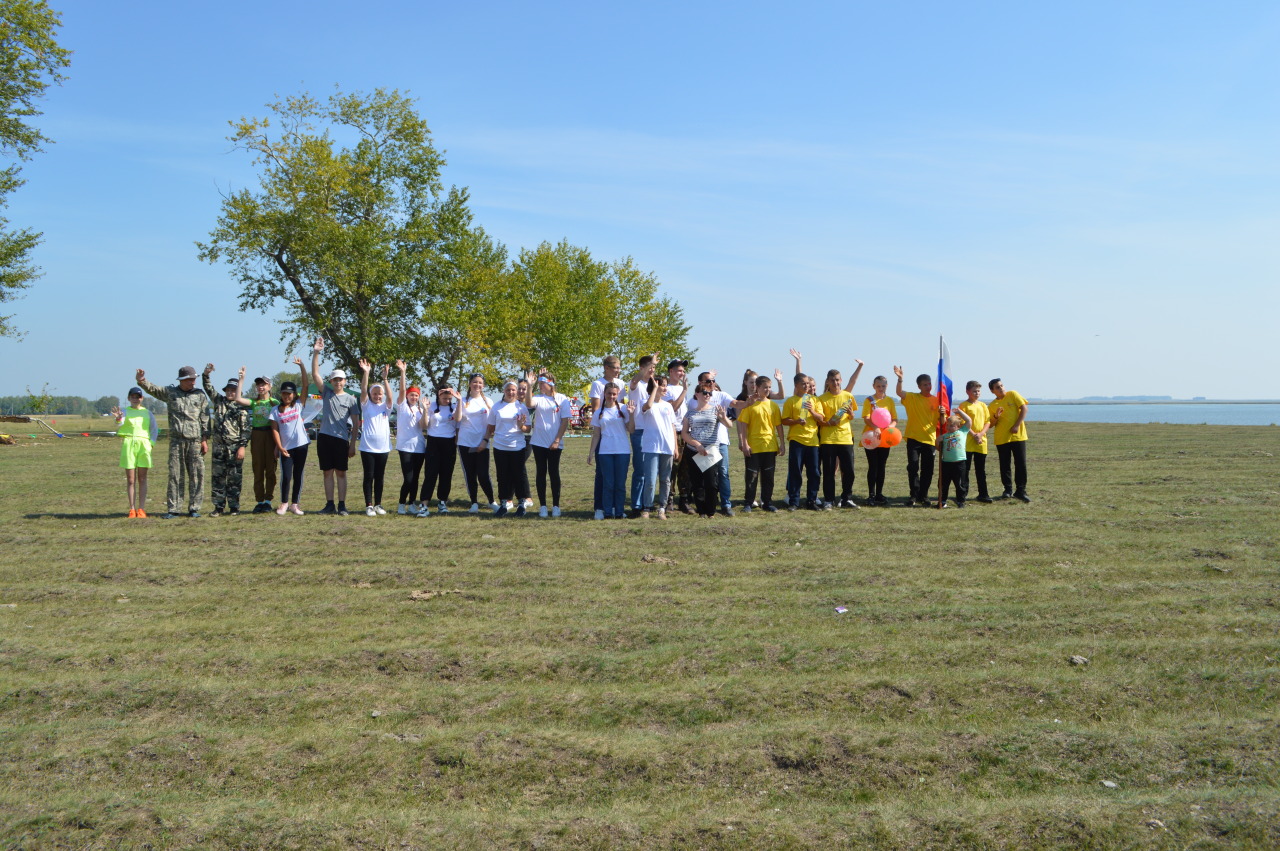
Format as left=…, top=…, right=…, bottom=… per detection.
left=317, top=433, right=351, bottom=471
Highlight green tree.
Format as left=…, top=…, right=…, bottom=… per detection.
left=0, top=0, right=71, bottom=338
left=92, top=394, right=118, bottom=414
left=197, top=87, right=455, bottom=372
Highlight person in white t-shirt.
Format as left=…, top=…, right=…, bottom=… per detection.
left=523, top=368, right=572, bottom=517
left=485, top=380, right=531, bottom=517
left=588, top=381, right=634, bottom=519
left=662, top=359, right=691, bottom=513
left=694, top=370, right=746, bottom=516
left=393, top=359, right=426, bottom=514
left=625, top=354, right=660, bottom=515
left=267, top=357, right=311, bottom=515
left=357, top=359, right=393, bottom=515
left=639, top=375, right=680, bottom=519
left=588, top=355, right=626, bottom=515
left=456, top=373, right=496, bottom=513
left=416, top=384, right=461, bottom=516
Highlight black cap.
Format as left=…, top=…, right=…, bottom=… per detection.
left=667, top=359, right=689, bottom=371
left=223, top=379, right=240, bottom=391
left=280, top=381, right=298, bottom=394
left=128, top=386, right=144, bottom=397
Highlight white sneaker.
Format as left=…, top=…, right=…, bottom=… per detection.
left=374, top=505, right=386, bottom=515
left=366, top=506, right=377, bottom=517
left=490, top=502, right=501, bottom=511
left=438, top=500, right=447, bottom=512
left=276, top=503, right=288, bottom=515
left=469, top=502, right=480, bottom=514
left=538, top=505, right=549, bottom=518
left=416, top=506, right=430, bottom=518
left=593, top=509, right=604, bottom=520
left=522, top=498, right=533, bottom=509
left=504, top=500, right=514, bottom=510
left=397, top=504, right=407, bottom=515
left=552, top=506, right=561, bottom=518
left=289, top=504, right=304, bottom=515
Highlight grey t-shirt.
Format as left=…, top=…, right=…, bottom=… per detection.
left=319, top=386, right=360, bottom=440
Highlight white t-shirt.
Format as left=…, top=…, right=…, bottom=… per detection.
left=457, top=396, right=490, bottom=448
left=486, top=400, right=528, bottom=451
left=640, top=400, right=678, bottom=455
left=268, top=401, right=310, bottom=451
left=663, top=385, right=688, bottom=431
left=529, top=392, right=571, bottom=448
left=591, top=404, right=632, bottom=455
left=624, top=380, right=651, bottom=417
left=589, top=376, right=625, bottom=403
left=359, top=399, right=392, bottom=453
left=395, top=401, right=426, bottom=453
left=706, top=390, right=736, bottom=445
left=425, top=402, right=459, bottom=439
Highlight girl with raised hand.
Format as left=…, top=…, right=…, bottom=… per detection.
left=268, top=357, right=311, bottom=515
left=357, top=360, right=393, bottom=516
left=394, top=360, right=426, bottom=515
left=485, top=380, right=531, bottom=517
left=456, top=373, right=496, bottom=513
left=523, top=368, right=572, bottom=517
left=416, top=383, right=461, bottom=516
left=814, top=359, right=865, bottom=509
left=587, top=381, right=634, bottom=519
left=639, top=374, right=680, bottom=519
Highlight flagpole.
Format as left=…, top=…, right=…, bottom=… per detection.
left=936, top=335, right=945, bottom=509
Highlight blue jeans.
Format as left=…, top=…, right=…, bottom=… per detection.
left=629, top=428, right=647, bottom=509
left=598, top=453, right=629, bottom=517
left=641, top=452, right=673, bottom=509
left=786, top=441, right=820, bottom=505
left=718, top=442, right=732, bottom=508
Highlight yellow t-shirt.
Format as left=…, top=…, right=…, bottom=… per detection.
left=818, top=391, right=855, bottom=445
left=737, top=398, right=781, bottom=453
left=958, top=399, right=989, bottom=454
left=860, top=395, right=898, bottom=431
left=901, top=393, right=939, bottom=444
left=990, top=391, right=1029, bottom=444
left=781, top=395, right=819, bottom=447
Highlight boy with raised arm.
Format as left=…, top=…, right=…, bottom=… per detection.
left=781, top=372, right=821, bottom=510
left=814, top=359, right=864, bottom=509
left=136, top=364, right=210, bottom=518
left=202, top=364, right=253, bottom=516
left=894, top=365, right=940, bottom=507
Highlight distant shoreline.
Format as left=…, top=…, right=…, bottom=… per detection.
left=1027, top=400, right=1279, bottom=406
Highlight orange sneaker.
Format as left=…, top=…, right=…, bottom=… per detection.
left=137, top=509, right=148, bottom=518
left=128, top=509, right=138, bottom=518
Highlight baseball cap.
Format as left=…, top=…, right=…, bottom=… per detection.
left=328, top=369, right=347, bottom=380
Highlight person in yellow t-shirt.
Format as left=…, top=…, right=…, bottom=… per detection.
left=736, top=376, right=785, bottom=511
left=957, top=380, right=992, bottom=503
left=859, top=375, right=899, bottom=505
left=894, top=365, right=940, bottom=506
left=814, top=360, right=865, bottom=509
left=781, top=373, right=821, bottom=510
left=988, top=378, right=1030, bottom=502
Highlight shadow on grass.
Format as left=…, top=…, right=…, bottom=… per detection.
left=23, top=512, right=148, bottom=520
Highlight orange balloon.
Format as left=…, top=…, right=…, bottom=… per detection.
left=883, top=427, right=902, bottom=447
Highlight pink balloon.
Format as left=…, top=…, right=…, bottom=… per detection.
left=870, top=406, right=891, bottom=429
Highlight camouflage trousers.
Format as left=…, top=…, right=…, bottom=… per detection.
left=166, top=437, right=205, bottom=514
left=212, top=440, right=245, bottom=511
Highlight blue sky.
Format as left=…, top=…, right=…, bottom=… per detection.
left=3, top=0, right=1278, bottom=399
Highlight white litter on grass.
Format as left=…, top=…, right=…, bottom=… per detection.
left=370, top=710, right=383, bottom=718
left=834, top=607, right=848, bottom=614
left=0, top=603, right=16, bottom=609
left=1102, top=780, right=1118, bottom=788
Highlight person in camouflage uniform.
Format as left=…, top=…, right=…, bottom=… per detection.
left=203, top=364, right=253, bottom=516
left=136, top=364, right=211, bottom=518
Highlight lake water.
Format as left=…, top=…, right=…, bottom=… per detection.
left=1026, top=403, right=1280, bottom=426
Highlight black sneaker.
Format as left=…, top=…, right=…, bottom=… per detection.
left=721, top=506, right=735, bottom=517
left=976, top=496, right=993, bottom=504
left=252, top=502, right=266, bottom=514
left=210, top=509, right=222, bottom=517
left=764, top=504, right=778, bottom=513
left=821, top=502, right=834, bottom=511
left=627, top=508, right=643, bottom=519
left=998, top=492, right=1012, bottom=500
left=1015, top=493, right=1031, bottom=503
left=955, top=501, right=967, bottom=508
left=188, top=510, right=200, bottom=518
left=841, top=498, right=860, bottom=510
left=229, top=508, right=239, bottom=516
left=337, top=503, right=350, bottom=516
left=318, top=502, right=336, bottom=515
left=786, top=503, right=798, bottom=512
left=805, top=500, right=820, bottom=511
left=494, top=505, right=508, bottom=518
left=515, top=505, right=527, bottom=517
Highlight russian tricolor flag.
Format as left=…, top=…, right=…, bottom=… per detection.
left=937, top=337, right=953, bottom=419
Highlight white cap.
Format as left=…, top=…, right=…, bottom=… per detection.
left=328, top=369, right=347, bottom=380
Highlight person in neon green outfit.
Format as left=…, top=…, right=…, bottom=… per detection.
left=112, top=387, right=159, bottom=518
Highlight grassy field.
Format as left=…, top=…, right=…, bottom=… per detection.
left=1, top=418, right=1277, bottom=849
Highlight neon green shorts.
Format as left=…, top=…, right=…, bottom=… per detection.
left=120, top=437, right=153, bottom=470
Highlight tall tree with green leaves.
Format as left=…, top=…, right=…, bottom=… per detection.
left=0, top=0, right=71, bottom=338
left=197, top=87, right=461, bottom=372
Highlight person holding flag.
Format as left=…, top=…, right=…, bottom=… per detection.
left=894, top=364, right=940, bottom=506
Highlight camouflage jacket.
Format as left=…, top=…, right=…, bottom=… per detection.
left=138, top=376, right=211, bottom=441
left=203, top=375, right=252, bottom=448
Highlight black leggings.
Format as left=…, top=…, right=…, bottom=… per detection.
left=820, top=443, right=855, bottom=502
left=494, top=447, right=530, bottom=504
left=420, top=436, right=457, bottom=503
left=458, top=445, right=494, bottom=504
left=532, top=444, right=562, bottom=506
left=864, top=446, right=890, bottom=498
left=280, top=444, right=308, bottom=504
left=360, top=450, right=388, bottom=506
left=398, top=450, right=425, bottom=504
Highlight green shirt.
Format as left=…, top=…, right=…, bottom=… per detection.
left=250, top=397, right=281, bottom=429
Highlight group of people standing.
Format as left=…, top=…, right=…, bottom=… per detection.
left=117, top=341, right=1031, bottom=518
